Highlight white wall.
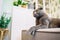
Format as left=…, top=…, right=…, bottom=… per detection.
left=0, top=0, right=3, bottom=16
left=1, top=0, right=13, bottom=40
left=11, top=6, right=35, bottom=40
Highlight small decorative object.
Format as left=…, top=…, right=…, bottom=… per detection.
left=21, top=2, right=28, bottom=8
left=13, top=0, right=28, bottom=8
left=0, top=14, right=11, bottom=29
left=27, top=1, right=35, bottom=9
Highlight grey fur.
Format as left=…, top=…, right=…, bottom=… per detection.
left=28, top=8, right=50, bottom=36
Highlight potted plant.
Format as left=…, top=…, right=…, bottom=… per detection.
left=13, top=0, right=28, bottom=8
left=0, top=14, right=11, bottom=29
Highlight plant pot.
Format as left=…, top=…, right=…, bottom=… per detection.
left=0, top=28, right=7, bottom=31
left=0, top=28, right=8, bottom=40
left=21, top=5, right=27, bottom=8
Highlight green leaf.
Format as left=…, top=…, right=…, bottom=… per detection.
left=0, top=14, right=11, bottom=28
left=18, top=0, right=22, bottom=5
left=13, top=1, right=18, bottom=6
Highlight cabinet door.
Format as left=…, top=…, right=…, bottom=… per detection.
left=12, top=6, right=35, bottom=40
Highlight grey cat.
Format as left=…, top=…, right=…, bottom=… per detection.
left=28, top=7, right=60, bottom=36
left=28, top=8, right=50, bottom=36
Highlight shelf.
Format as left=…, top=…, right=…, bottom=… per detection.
left=22, top=28, right=60, bottom=40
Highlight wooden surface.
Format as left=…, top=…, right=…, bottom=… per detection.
left=22, top=29, right=60, bottom=40
left=37, top=28, right=60, bottom=32
left=0, top=29, right=8, bottom=40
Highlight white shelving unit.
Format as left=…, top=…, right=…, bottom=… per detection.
left=11, top=6, right=35, bottom=40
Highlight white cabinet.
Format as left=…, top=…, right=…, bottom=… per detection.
left=11, top=6, right=35, bottom=40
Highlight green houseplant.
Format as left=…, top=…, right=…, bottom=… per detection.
left=13, top=0, right=22, bottom=6
left=13, top=0, right=28, bottom=7
left=0, top=14, right=11, bottom=29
